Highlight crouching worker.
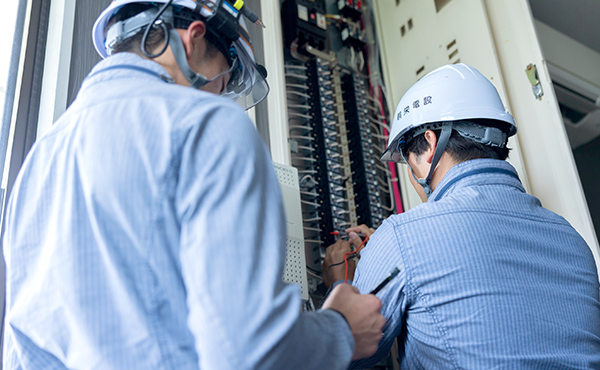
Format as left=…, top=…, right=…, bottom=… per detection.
left=324, top=64, right=600, bottom=369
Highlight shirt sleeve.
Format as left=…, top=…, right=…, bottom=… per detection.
left=349, top=220, right=408, bottom=369
left=174, top=101, right=353, bottom=369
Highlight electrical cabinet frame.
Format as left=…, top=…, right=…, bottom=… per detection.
left=261, top=0, right=600, bottom=278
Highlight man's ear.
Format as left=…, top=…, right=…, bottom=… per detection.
left=179, top=20, right=207, bottom=59
left=423, top=130, right=438, bottom=165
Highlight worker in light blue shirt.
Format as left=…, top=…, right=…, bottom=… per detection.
left=2, top=1, right=385, bottom=369
left=324, top=63, right=600, bottom=368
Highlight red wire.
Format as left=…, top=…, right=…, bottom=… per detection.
left=344, top=235, right=369, bottom=284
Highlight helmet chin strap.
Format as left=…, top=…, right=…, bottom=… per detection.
left=167, top=26, right=236, bottom=90
left=402, top=123, right=453, bottom=199
left=168, top=27, right=210, bottom=89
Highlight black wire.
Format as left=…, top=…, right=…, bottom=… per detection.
left=325, top=253, right=357, bottom=289
left=141, top=0, right=173, bottom=59
left=305, top=265, right=322, bottom=275
left=319, top=254, right=357, bottom=308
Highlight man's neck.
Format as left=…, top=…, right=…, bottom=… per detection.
left=429, top=153, right=459, bottom=192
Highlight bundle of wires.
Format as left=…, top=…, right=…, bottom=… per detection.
left=324, top=235, right=370, bottom=286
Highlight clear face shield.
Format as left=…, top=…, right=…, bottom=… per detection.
left=220, top=45, right=269, bottom=110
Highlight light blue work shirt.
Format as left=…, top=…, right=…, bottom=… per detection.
left=351, top=159, right=600, bottom=369
left=3, top=53, right=353, bottom=369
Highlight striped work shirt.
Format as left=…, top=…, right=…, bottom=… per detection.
left=351, top=159, right=600, bottom=369
left=3, top=53, right=354, bottom=369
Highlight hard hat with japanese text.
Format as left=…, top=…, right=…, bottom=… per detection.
left=381, top=63, right=517, bottom=163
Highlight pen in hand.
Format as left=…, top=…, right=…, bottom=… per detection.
left=369, top=267, right=400, bottom=295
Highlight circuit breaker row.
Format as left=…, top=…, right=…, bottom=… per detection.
left=282, top=0, right=397, bottom=293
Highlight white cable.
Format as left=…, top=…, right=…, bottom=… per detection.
left=359, top=50, right=365, bottom=71
left=367, top=104, right=379, bottom=113
left=369, top=122, right=383, bottom=136
left=289, top=135, right=315, bottom=141
left=378, top=184, right=390, bottom=193
left=376, top=163, right=391, bottom=173
left=301, top=200, right=320, bottom=207
left=304, top=216, right=321, bottom=222
left=286, top=83, right=309, bottom=90
left=381, top=204, right=394, bottom=212
left=371, top=133, right=389, bottom=139
left=304, top=239, right=324, bottom=244
left=299, top=174, right=317, bottom=184
left=285, top=64, right=308, bottom=70
left=387, top=173, right=396, bottom=212
left=303, top=226, right=322, bottom=232
left=285, top=73, right=309, bottom=80
left=295, top=157, right=317, bottom=162
left=288, top=112, right=312, bottom=119
left=289, top=125, right=312, bottom=132
left=372, top=143, right=386, bottom=152
left=287, top=104, right=311, bottom=109
left=369, top=117, right=391, bottom=132
left=287, top=91, right=311, bottom=99
left=306, top=269, right=322, bottom=279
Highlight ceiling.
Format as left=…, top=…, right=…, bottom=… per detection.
left=528, top=0, right=600, bottom=54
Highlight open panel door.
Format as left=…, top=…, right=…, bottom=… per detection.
left=373, top=0, right=599, bottom=277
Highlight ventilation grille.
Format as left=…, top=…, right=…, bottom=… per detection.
left=400, top=18, right=414, bottom=37
left=283, top=237, right=306, bottom=297
left=447, top=38, right=460, bottom=64
left=274, top=163, right=298, bottom=188
left=273, top=162, right=309, bottom=300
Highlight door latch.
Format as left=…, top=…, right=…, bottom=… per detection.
left=525, top=64, right=544, bottom=100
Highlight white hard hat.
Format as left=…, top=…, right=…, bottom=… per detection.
left=92, top=0, right=269, bottom=109
left=381, top=63, right=516, bottom=163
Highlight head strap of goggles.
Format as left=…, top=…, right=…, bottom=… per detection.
left=105, top=1, right=241, bottom=90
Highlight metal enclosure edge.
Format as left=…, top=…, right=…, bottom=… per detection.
left=483, top=0, right=599, bottom=277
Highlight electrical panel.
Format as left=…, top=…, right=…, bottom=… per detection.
left=279, top=0, right=402, bottom=304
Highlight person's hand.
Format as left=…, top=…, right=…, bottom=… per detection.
left=322, top=240, right=355, bottom=288
left=322, top=284, right=385, bottom=360
left=345, top=224, right=376, bottom=250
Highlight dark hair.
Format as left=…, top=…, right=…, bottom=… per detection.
left=106, top=4, right=219, bottom=60
left=106, top=4, right=166, bottom=56
left=404, top=119, right=511, bottom=162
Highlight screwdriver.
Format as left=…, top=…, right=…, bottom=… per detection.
left=233, top=0, right=266, bottom=28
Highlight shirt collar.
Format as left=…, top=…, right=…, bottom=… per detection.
left=81, top=52, right=174, bottom=90
left=428, top=159, right=524, bottom=203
